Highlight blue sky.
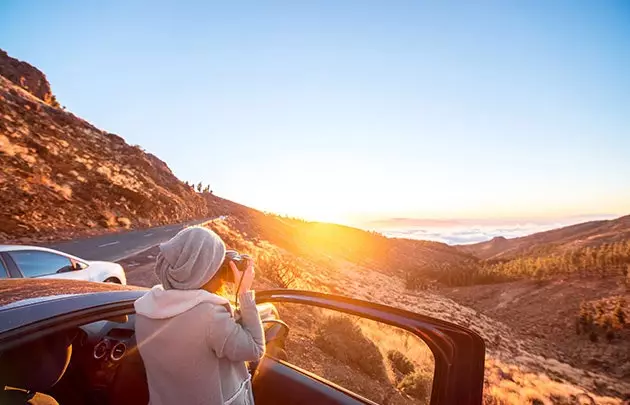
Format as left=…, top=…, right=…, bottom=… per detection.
left=2, top=1, right=629, bottom=228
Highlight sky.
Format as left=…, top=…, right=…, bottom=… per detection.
left=1, top=1, right=629, bottom=242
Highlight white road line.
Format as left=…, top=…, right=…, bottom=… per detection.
left=98, top=241, right=120, bottom=248
left=144, top=233, right=154, bottom=237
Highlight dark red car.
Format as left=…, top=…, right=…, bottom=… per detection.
left=0, top=279, right=485, bottom=404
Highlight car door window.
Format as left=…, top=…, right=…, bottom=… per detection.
left=269, top=303, right=435, bottom=404
left=9, top=251, right=73, bottom=277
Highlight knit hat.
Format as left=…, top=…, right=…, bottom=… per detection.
left=155, top=226, right=226, bottom=290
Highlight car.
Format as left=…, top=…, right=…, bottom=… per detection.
left=0, top=278, right=485, bottom=404
left=0, top=245, right=126, bottom=284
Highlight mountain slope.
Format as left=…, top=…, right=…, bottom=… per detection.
left=460, top=215, right=630, bottom=260
left=0, top=49, right=209, bottom=242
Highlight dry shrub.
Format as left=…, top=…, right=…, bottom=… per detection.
left=100, top=211, right=118, bottom=228
left=314, top=316, right=387, bottom=381
left=117, top=217, right=131, bottom=229
left=398, top=370, right=432, bottom=402
left=388, top=350, right=415, bottom=375
left=258, top=255, right=299, bottom=288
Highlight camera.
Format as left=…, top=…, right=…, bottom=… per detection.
left=219, top=250, right=250, bottom=283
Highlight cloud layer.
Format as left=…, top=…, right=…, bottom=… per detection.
left=367, top=215, right=617, bottom=245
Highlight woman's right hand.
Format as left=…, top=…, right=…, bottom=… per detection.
left=230, top=258, right=255, bottom=295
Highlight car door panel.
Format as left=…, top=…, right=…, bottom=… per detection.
left=253, top=357, right=372, bottom=405
left=254, top=290, right=485, bottom=405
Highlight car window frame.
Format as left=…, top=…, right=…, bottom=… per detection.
left=0, top=255, right=9, bottom=278
left=7, top=250, right=75, bottom=278
left=255, top=290, right=486, bottom=405
left=0, top=252, right=23, bottom=278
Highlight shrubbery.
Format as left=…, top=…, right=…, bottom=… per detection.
left=576, top=298, right=627, bottom=343
left=398, top=370, right=433, bottom=402
left=314, top=316, right=387, bottom=381
left=257, top=255, right=299, bottom=288
left=387, top=350, right=415, bottom=375
left=406, top=241, right=630, bottom=288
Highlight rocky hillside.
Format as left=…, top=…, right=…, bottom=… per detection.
left=0, top=49, right=210, bottom=242
left=460, top=215, right=630, bottom=260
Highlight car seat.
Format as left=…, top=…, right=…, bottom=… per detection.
left=0, top=331, right=74, bottom=405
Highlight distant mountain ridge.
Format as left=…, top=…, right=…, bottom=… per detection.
left=459, top=215, right=630, bottom=260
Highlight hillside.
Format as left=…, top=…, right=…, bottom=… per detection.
left=0, top=49, right=212, bottom=242
left=460, top=215, right=630, bottom=260
left=206, top=204, right=477, bottom=277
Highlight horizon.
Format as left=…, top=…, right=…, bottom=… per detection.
left=362, top=213, right=623, bottom=245
left=2, top=1, right=629, bottom=232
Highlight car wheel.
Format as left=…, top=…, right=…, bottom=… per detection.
left=104, top=277, right=121, bottom=284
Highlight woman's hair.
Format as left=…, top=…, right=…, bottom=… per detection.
left=204, top=260, right=231, bottom=297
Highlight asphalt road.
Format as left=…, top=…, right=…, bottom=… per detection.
left=46, top=219, right=210, bottom=262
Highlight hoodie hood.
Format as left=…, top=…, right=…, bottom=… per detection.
left=134, top=285, right=231, bottom=319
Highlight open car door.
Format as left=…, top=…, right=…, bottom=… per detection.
left=253, top=290, right=485, bottom=405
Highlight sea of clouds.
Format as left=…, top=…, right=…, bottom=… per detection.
left=379, top=223, right=562, bottom=245
left=368, top=215, right=616, bottom=245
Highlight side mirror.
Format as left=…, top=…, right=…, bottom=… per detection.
left=262, top=319, right=289, bottom=361
left=72, top=261, right=87, bottom=271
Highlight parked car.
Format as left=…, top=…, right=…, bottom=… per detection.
left=0, top=245, right=126, bottom=284
left=0, top=279, right=485, bottom=405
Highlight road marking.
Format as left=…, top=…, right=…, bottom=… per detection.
left=98, top=241, right=120, bottom=248
left=144, top=233, right=154, bottom=237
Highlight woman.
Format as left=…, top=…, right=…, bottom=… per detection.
left=134, top=226, right=265, bottom=405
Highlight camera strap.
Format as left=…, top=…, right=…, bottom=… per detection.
left=234, top=268, right=246, bottom=308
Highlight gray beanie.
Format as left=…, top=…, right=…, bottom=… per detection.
left=155, top=226, right=226, bottom=290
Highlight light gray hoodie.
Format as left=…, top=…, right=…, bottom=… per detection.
left=134, top=285, right=265, bottom=405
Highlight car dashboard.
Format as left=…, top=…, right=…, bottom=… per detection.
left=59, top=303, right=288, bottom=405
left=64, top=315, right=144, bottom=405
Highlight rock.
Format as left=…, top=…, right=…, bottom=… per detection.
left=0, top=49, right=57, bottom=106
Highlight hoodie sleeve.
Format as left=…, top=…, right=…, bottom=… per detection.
left=206, top=291, right=266, bottom=362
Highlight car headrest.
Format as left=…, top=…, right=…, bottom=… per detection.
left=0, top=330, right=74, bottom=393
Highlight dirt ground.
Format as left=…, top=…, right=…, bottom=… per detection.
left=441, top=276, right=630, bottom=381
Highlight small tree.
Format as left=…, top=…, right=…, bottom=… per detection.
left=387, top=350, right=415, bottom=375
left=197, top=182, right=202, bottom=192
left=203, top=185, right=210, bottom=193
left=614, top=300, right=626, bottom=328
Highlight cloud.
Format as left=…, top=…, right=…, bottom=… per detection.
left=369, top=214, right=619, bottom=245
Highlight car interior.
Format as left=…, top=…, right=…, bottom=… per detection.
left=0, top=316, right=147, bottom=405
left=0, top=313, right=290, bottom=405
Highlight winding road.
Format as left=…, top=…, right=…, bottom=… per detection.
left=45, top=219, right=210, bottom=262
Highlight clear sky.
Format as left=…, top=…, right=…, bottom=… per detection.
left=2, top=1, right=629, bottom=227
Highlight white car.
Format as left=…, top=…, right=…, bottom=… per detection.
left=0, top=245, right=127, bottom=284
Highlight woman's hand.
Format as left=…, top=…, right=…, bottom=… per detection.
left=229, top=258, right=255, bottom=295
